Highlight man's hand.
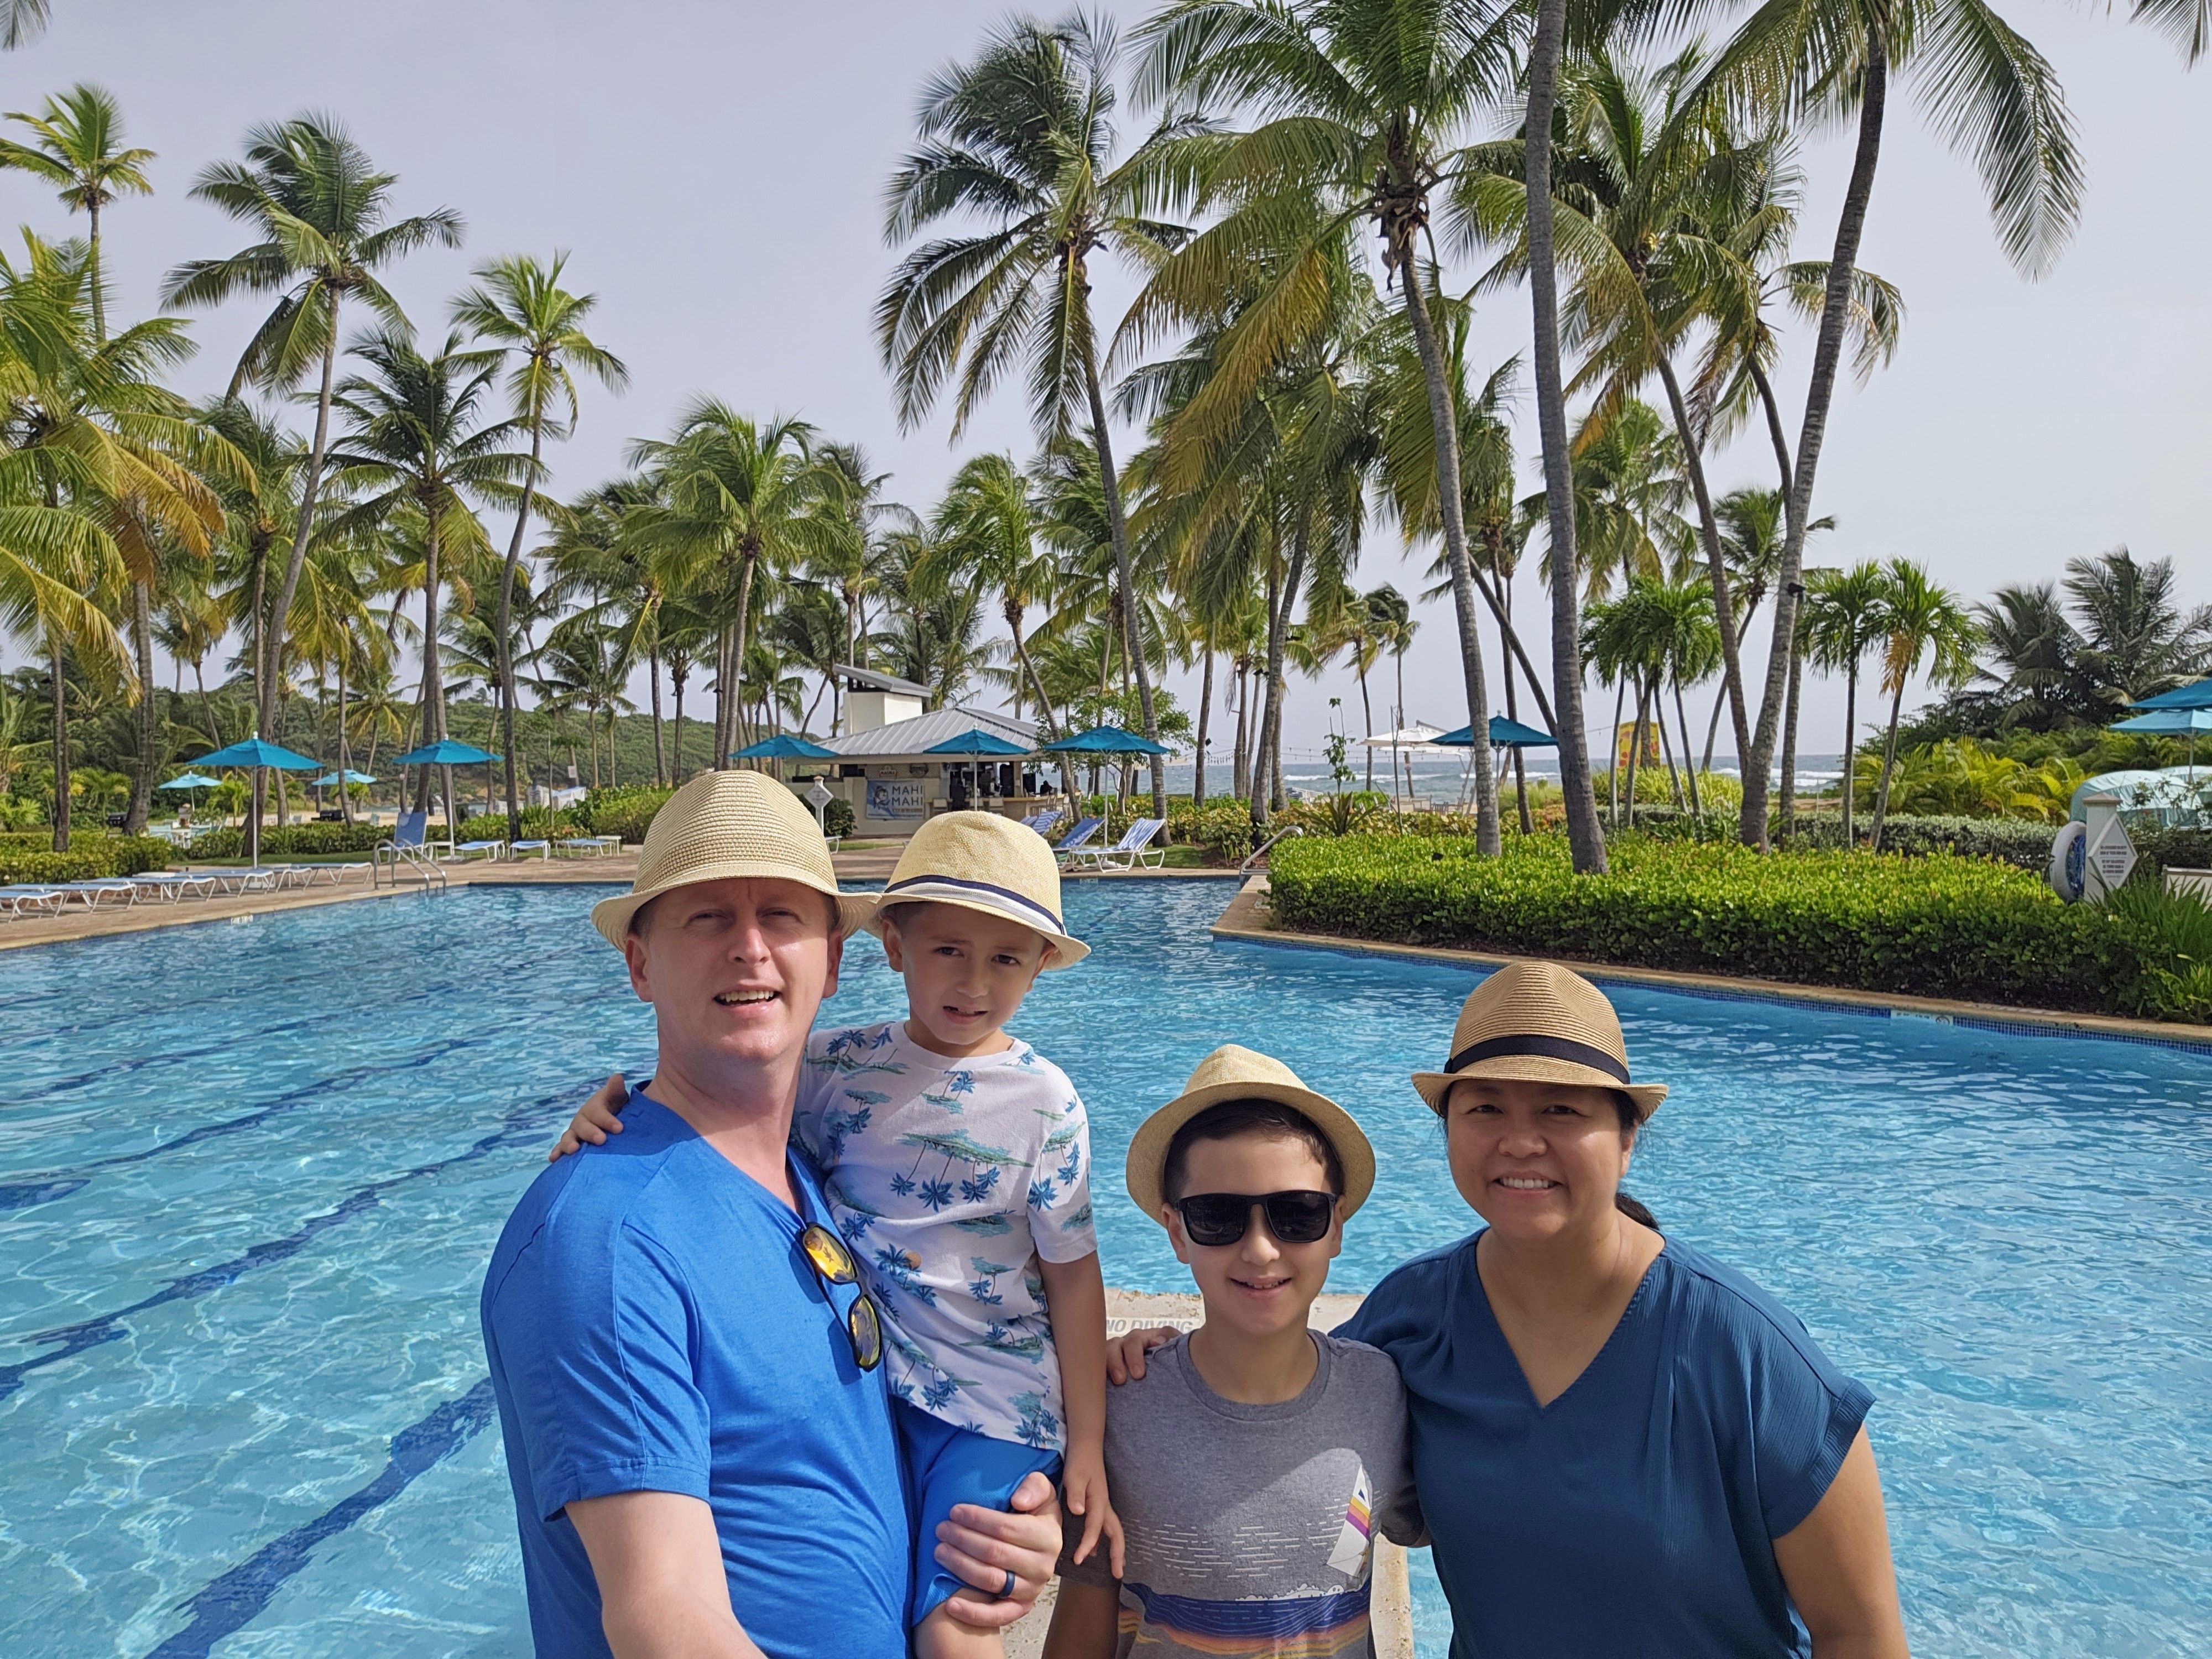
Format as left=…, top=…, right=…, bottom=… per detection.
left=931, top=1468, right=1062, bottom=1628
left=567, top=1490, right=765, bottom=1659
left=1103, top=1326, right=1178, bottom=1385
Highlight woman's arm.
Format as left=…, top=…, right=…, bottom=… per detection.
left=1041, top=1579, right=1122, bottom=1659
left=1772, top=1428, right=1910, bottom=1659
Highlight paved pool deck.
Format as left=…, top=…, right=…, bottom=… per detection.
left=1213, top=878, right=2212, bottom=1052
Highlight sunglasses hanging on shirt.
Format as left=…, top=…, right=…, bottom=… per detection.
left=1173, top=1190, right=1338, bottom=1247
left=800, top=1223, right=884, bottom=1370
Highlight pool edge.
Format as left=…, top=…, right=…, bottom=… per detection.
left=1211, top=879, right=2212, bottom=1056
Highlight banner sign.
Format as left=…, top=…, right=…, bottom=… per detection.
left=865, top=779, right=928, bottom=820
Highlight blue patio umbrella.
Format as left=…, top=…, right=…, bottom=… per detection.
left=194, top=738, right=321, bottom=868
left=1435, top=717, right=1559, bottom=748
left=1036, top=724, right=1172, bottom=757
left=392, top=739, right=500, bottom=827
left=2111, top=705, right=2212, bottom=778
left=309, top=768, right=379, bottom=787
left=923, top=729, right=1031, bottom=757
left=730, top=734, right=839, bottom=760
left=2126, top=678, right=2212, bottom=712
left=161, top=770, right=223, bottom=791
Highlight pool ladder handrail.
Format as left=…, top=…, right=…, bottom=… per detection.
left=374, top=839, right=448, bottom=893
left=1238, top=822, right=1304, bottom=878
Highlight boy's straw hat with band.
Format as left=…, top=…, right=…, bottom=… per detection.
left=865, top=810, right=1090, bottom=968
left=589, top=770, right=877, bottom=949
left=1126, top=1045, right=1376, bottom=1223
left=1411, top=959, right=1668, bottom=1121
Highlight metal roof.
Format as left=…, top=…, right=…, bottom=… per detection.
left=836, top=662, right=933, bottom=697
left=819, top=705, right=1039, bottom=759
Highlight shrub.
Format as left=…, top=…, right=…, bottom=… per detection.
left=456, top=806, right=578, bottom=842
left=575, top=784, right=672, bottom=847
left=0, top=834, right=170, bottom=885
left=2100, top=880, right=2212, bottom=1023
left=1265, top=833, right=2122, bottom=1011
left=822, top=796, right=856, bottom=839
left=2137, top=827, right=2212, bottom=881
left=190, top=821, right=389, bottom=857
left=1780, top=813, right=2057, bottom=871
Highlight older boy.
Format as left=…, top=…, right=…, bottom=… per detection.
left=1045, top=1046, right=1423, bottom=1659
left=479, top=773, right=1061, bottom=1659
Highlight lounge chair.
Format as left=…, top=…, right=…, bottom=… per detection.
left=208, top=868, right=281, bottom=896
left=56, top=878, right=142, bottom=909
left=131, top=872, right=218, bottom=902
left=1051, top=817, right=1105, bottom=867
left=1068, top=817, right=1168, bottom=872
left=555, top=836, right=622, bottom=858
left=1021, top=807, right=1065, bottom=838
left=449, top=838, right=508, bottom=863
left=512, top=838, right=552, bottom=860
left=0, top=885, right=67, bottom=920
left=375, top=811, right=446, bottom=888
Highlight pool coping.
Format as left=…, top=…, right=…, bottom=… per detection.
left=1211, top=879, right=2212, bottom=1055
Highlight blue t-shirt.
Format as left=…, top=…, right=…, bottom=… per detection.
left=481, top=1091, right=908, bottom=1659
left=1341, top=1232, right=1873, bottom=1658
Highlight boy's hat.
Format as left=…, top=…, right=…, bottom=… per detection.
left=1125, top=1045, right=1376, bottom=1223
left=1411, top=960, right=1667, bottom=1120
left=589, top=770, right=875, bottom=948
left=865, top=810, right=1089, bottom=967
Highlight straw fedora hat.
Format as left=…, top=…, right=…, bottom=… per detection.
left=1411, top=960, right=1667, bottom=1120
left=588, top=770, right=877, bottom=949
left=1125, top=1045, right=1376, bottom=1222
left=865, top=810, right=1089, bottom=967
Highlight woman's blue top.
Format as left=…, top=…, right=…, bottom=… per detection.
left=1339, top=1231, right=1872, bottom=1658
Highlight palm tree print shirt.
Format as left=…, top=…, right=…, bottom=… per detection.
left=792, top=1021, right=1097, bottom=1449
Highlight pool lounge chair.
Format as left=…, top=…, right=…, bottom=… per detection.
left=0, top=885, right=67, bottom=920
left=554, top=836, right=622, bottom=858
left=1022, top=807, right=1064, bottom=839
left=1067, top=817, right=1168, bottom=872
left=131, top=872, right=218, bottom=902
left=208, top=867, right=282, bottom=896
left=375, top=811, right=447, bottom=889
left=448, top=838, right=508, bottom=863
left=55, top=878, right=142, bottom=908
left=512, top=838, right=552, bottom=860
left=1051, top=816, right=1105, bottom=867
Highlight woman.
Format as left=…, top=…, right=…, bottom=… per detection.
left=1114, top=961, right=1908, bottom=1657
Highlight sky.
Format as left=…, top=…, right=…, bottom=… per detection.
left=1, top=0, right=2205, bottom=774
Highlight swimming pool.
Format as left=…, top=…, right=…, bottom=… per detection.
left=3, top=881, right=2208, bottom=1656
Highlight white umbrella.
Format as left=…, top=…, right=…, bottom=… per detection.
left=1356, top=722, right=1457, bottom=754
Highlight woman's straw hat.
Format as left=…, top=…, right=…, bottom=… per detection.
left=589, top=770, right=876, bottom=948
left=1411, top=960, right=1668, bottom=1120
left=865, top=810, right=1089, bottom=967
left=1125, top=1045, right=1376, bottom=1222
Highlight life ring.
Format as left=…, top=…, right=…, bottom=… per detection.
left=2049, top=820, right=2088, bottom=902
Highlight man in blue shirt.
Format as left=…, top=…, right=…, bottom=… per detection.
left=482, top=773, right=1062, bottom=1658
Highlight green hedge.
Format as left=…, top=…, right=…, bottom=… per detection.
left=1265, top=834, right=2123, bottom=1011
left=1781, top=814, right=2056, bottom=869
left=456, top=806, right=580, bottom=842
left=575, top=784, right=669, bottom=846
left=190, top=822, right=388, bottom=857
left=0, top=835, right=170, bottom=885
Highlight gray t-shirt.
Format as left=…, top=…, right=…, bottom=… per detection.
left=1059, top=1331, right=1423, bottom=1658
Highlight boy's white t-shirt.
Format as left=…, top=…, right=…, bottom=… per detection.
left=791, top=1020, right=1097, bottom=1449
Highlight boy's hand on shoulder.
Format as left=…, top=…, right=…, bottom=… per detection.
left=1061, top=1443, right=1124, bottom=1579
left=549, top=1073, right=629, bottom=1162
left=1103, top=1325, right=1178, bottom=1385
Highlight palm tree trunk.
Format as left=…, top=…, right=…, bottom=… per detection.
left=1608, top=677, right=1626, bottom=825
left=1741, top=32, right=1887, bottom=849
left=1356, top=656, right=1375, bottom=790
left=127, top=580, right=157, bottom=834
left=1871, top=679, right=1907, bottom=852
left=1012, top=625, right=1057, bottom=742
left=1254, top=525, right=1306, bottom=827
left=1674, top=677, right=1702, bottom=815
left=650, top=646, right=666, bottom=786
left=731, top=549, right=760, bottom=754
left=1232, top=660, right=1249, bottom=800
left=261, top=299, right=340, bottom=744
left=1396, top=251, right=1500, bottom=854
left=1194, top=645, right=1213, bottom=808
left=337, top=658, right=353, bottom=825
left=495, top=419, right=544, bottom=840
left=48, top=635, right=70, bottom=852
left=1841, top=662, right=1860, bottom=844
left=1501, top=631, right=1533, bottom=834
left=1778, top=630, right=1803, bottom=843
left=195, top=661, right=219, bottom=746
left=1656, top=354, right=1749, bottom=769
left=672, top=669, right=687, bottom=786
left=1081, top=349, right=1165, bottom=819
left=1657, top=677, right=1686, bottom=810
left=1623, top=680, right=1645, bottom=827
left=87, top=198, right=106, bottom=343
left=1525, top=0, right=1606, bottom=874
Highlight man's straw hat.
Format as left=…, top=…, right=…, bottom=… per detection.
left=866, top=810, right=1089, bottom=967
left=589, top=770, right=875, bottom=948
left=1125, top=1045, right=1376, bottom=1222
left=1411, top=960, right=1667, bottom=1120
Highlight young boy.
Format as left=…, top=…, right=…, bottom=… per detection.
left=1044, top=1045, right=1423, bottom=1659
left=555, top=810, right=1116, bottom=1659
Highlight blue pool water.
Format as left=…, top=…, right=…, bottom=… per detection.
left=3, top=880, right=2209, bottom=1657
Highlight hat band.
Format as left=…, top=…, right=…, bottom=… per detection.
left=1446, top=1033, right=1631, bottom=1085
left=880, top=873, right=1064, bottom=936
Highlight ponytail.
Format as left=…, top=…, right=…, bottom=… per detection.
left=1614, top=1191, right=1658, bottom=1229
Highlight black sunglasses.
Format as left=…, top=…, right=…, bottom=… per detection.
left=1173, top=1190, right=1338, bottom=1247
left=800, top=1223, right=883, bottom=1370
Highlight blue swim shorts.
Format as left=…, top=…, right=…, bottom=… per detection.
left=894, top=1395, right=1063, bottom=1628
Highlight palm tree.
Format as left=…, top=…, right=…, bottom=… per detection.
left=1800, top=561, right=1886, bottom=843
left=2060, top=547, right=2211, bottom=711
left=628, top=405, right=834, bottom=766
left=1867, top=559, right=1979, bottom=851
left=878, top=11, right=1191, bottom=817
left=812, top=442, right=902, bottom=723
left=451, top=252, right=628, bottom=838
left=0, top=1, right=48, bottom=50
left=162, top=115, right=462, bottom=760
left=921, top=452, right=1061, bottom=733
left=325, top=326, right=524, bottom=818
left=1131, top=0, right=1537, bottom=854
left=1707, top=0, right=2084, bottom=848
left=0, top=84, right=154, bottom=343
